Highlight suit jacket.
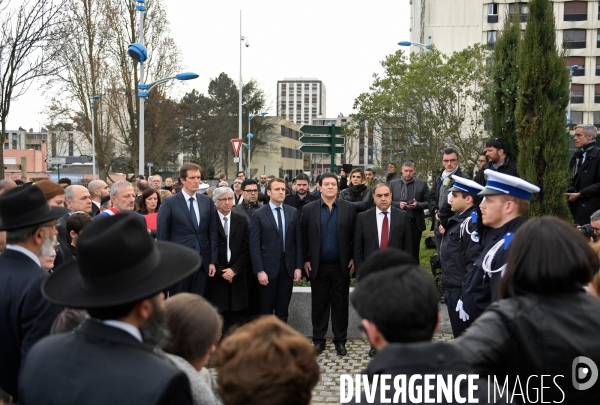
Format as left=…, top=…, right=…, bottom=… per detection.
left=0, top=249, right=62, bottom=401
left=91, top=202, right=101, bottom=217
left=354, top=206, right=413, bottom=274
left=301, top=198, right=356, bottom=280
left=205, top=211, right=249, bottom=312
left=569, top=145, right=600, bottom=225
left=249, top=203, right=303, bottom=279
left=389, top=178, right=430, bottom=232
left=157, top=191, right=218, bottom=269
left=19, top=319, right=192, bottom=405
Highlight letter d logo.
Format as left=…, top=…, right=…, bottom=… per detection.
left=572, top=356, right=598, bottom=390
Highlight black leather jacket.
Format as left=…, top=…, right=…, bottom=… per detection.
left=456, top=293, right=600, bottom=403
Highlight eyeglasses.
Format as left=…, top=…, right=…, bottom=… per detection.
left=244, top=189, right=258, bottom=193
left=218, top=197, right=234, bottom=202
left=477, top=159, right=487, bottom=163
left=234, top=182, right=242, bottom=185
left=41, top=221, right=59, bottom=230
left=442, top=159, right=458, bottom=164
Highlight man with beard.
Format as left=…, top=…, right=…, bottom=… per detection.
left=18, top=214, right=198, bottom=405
left=283, top=173, right=318, bottom=215
left=88, top=180, right=110, bottom=217
left=98, top=181, right=136, bottom=217
left=475, top=137, right=519, bottom=186
left=389, top=161, right=430, bottom=262
left=0, top=185, right=67, bottom=402
left=460, top=170, right=539, bottom=327
left=259, top=174, right=268, bottom=195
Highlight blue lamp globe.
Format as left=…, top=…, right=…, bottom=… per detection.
left=176, top=72, right=199, bottom=81
left=127, top=43, right=148, bottom=63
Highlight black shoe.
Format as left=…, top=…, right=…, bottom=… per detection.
left=368, top=347, right=376, bottom=358
left=334, top=343, right=347, bottom=356
left=314, top=342, right=325, bottom=355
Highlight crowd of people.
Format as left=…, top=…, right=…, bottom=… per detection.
left=1, top=127, right=600, bottom=404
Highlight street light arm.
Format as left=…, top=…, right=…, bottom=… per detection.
left=146, top=76, right=176, bottom=92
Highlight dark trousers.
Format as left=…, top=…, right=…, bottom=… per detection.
left=169, top=267, right=207, bottom=297
left=445, top=289, right=468, bottom=338
left=259, top=259, right=293, bottom=323
left=221, top=310, right=244, bottom=338
left=311, top=261, right=350, bottom=344
left=246, top=268, right=262, bottom=318
left=409, top=220, right=422, bottom=263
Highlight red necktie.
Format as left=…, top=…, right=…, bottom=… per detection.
left=380, top=212, right=389, bottom=249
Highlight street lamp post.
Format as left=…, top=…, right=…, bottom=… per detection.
left=89, top=95, right=100, bottom=179
left=267, top=134, right=282, bottom=175
left=398, top=35, right=433, bottom=52
left=127, top=0, right=198, bottom=176
left=294, top=144, right=302, bottom=177
left=247, top=112, right=267, bottom=178
left=567, top=64, right=579, bottom=127
left=239, top=11, right=250, bottom=175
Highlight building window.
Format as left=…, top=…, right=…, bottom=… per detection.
left=567, top=56, right=585, bottom=76
left=571, top=84, right=584, bottom=104
left=509, top=3, right=529, bottom=22
left=594, top=112, right=600, bottom=128
left=563, top=29, right=586, bottom=49
left=488, top=3, right=498, bottom=23
left=564, top=2, right=587, bottom=21
left=487, top=31, right=497, bottom=50
left=595, top=85, right=600, bottom=103
left=571, top=111, right=583, bottom=128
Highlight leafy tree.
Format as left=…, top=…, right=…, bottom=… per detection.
left=515, top=0, right=570, bottom=218
left=490, top=12, right=522, bottom=157
left=354, top=45, right=490, bottom=179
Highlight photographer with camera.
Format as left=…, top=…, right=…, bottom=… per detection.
left=566, top=124, right=600, bottom=226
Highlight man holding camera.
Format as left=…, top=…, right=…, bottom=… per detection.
left=566, top=124, right=600, bottom=226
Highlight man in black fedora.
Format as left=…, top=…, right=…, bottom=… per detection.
left=0, top=184, right=67, bottom=402
left=18, top=214, right=200, bottom=405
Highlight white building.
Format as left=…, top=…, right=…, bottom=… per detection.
left=409, top=0, right=600, bottom=127
left=3, top=127, right=87, bottom=160
left=276, top=78, right=326, bottom=125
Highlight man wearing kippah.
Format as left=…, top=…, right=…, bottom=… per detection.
left=460, top=170, right=539, bottom=327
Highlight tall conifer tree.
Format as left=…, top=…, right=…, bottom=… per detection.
left=515, top=0, right=570, bottom=218
left=490, top=12, right=521, bottom=157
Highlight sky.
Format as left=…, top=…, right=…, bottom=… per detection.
left=7, top=0, right=411, bottom=130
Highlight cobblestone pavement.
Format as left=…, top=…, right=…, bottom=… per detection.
left=311, top=332, right=454, bottom=405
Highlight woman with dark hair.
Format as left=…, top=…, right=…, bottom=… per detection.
left=456, top=216, right=600, bottom=402
left=339, top=168, right=373, bottom=212
left=136, top=188, right=161, bottom=215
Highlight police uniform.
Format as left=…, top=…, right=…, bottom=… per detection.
left=439, top=177, right=484, bottom=337
left=459, top=170, right=540, bottom=327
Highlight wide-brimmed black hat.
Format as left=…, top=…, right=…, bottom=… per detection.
left=0, top=184, right=69, bottom=231
left=42, top=214, right=201, bottom=308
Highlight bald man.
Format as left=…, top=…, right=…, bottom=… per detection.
left=0, top=179, right=17, bottom=195
left=88, top=180, right=110, bottom=217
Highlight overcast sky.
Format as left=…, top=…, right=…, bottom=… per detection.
left=7, top=0, right=410, bottom=130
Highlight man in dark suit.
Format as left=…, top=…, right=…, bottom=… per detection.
left=301, top=173, right=356, bottom=356
left=19, top=214, right=198, bottom=405
left=157, top=163, right=218, bottom=297
left=355, top=183, right=413, bottom=276
left=283, top=173, right=318, bottom=215
left=206, top=187, right=249, bottom=335
left=249, top=177, right=303, bottom=323
left=389, top=161, right=430, bottom=262
left=567, top=124, right=600, bottom=225
left=0, top=185, right=67, bottom=402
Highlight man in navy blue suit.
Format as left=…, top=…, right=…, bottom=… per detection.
left=249, top=178, right=303, bottom=322
left=157, top=163, right=218, bottom=297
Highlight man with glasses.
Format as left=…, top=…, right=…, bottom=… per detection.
left=0, top=185, right=67, bottom=401
left=430, top=148, right=470, bottom=254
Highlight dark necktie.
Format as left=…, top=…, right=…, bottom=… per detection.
left=276, top=207, right=285, bottom=252
left=189, top=197, right=198, bottom=230
left=380, top=211, right=389, bottom=249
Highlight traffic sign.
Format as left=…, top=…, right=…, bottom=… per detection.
left=233, top=157, right=240, bottom=163
left=300, top=145, right=345, bottom=154
left=231, top=139, right=242, bottom=157
left=300, top=125, right=343, bottom=136
left=147, top=162, right=154, bottom=167
left=300, top=136, right=345, bottom=145
left=45, top=158, right=66, bottom=165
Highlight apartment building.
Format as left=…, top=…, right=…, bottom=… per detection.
left=276, top=79, right=326, bottom=125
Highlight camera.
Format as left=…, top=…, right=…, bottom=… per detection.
left=579, top=224, right=595, bottom=239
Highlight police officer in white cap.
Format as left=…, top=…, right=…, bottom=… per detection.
left=439, top=176, right=485, bottom=338
left=459, top=170, right=540, bottom=327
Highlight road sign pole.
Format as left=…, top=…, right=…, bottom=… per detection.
left=57, top=164, right=60, bottom=180
left=330, top=124, right=336, bottom=172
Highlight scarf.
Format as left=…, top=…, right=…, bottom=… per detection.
left=441, top=166, right=459, bottom=181
left=348, top=184, right=367, bottom=202
left=573, top=142, right=596, bottom=178
left=399, top=177, right=415, bottom=202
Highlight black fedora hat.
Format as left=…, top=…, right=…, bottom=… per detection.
left=0, top=184, right=69, bottom=231
left=42, top=214, right=201, bottom=308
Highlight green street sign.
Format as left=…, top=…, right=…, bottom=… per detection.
left=300, top=136, right=345, bottom=145
left=300, top=124, right=343, bottom=136
left=300, top=145, right=345, bottom=154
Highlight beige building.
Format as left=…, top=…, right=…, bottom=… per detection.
left=276, top=79, right=327, bottom=125
left=409, top=0, right=600, bottom=127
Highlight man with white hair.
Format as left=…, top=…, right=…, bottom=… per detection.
left=88, top=180, right=110, bottom=217
left=151, top=175, right=162, bottom=191
left=98, top=181, right=136, bottom=216
left=566, top=123, right=600, bottom=226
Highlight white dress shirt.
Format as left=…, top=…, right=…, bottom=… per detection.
left=375, top=207, right=391, bottom=248
left=269, top=201, right=285, bottom=247
left=218, top=211, right=231, bottom=262
left=4, top=244, right=42, bottom=267
left=182, top=189, right=200, bottom=226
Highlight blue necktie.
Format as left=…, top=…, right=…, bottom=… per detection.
left=189, top=197, right=198, bottom=230
left=276, top=207, right=284, bottom=252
